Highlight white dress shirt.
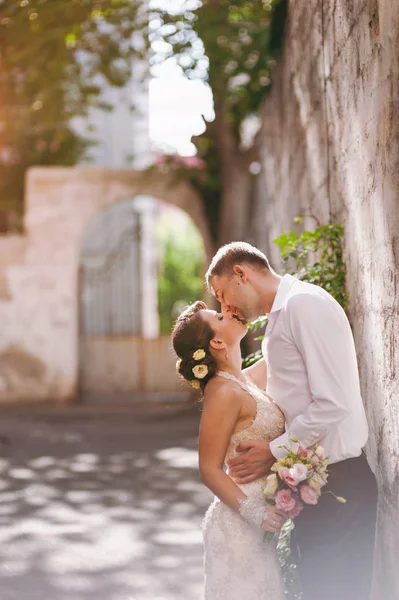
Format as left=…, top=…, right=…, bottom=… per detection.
left=263, top=274, right=369, bottom=464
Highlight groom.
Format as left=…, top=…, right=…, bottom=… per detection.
left=206, top=241, right=378, bottom=600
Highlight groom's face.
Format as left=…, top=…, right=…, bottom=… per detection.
left=211, top=271, right=262, bottom=323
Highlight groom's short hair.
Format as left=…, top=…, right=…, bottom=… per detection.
left=206, top=241, right=270, bottom=290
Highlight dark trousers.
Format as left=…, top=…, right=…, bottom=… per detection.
left=291, top=453, right=378, bottom=600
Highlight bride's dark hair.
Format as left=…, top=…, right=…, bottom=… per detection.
left=172, top=301, right=218, bottom=391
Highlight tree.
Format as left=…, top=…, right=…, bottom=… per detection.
left=150, top=0, right=288, bottom=246
left=0, top=0, right=147, bottom=231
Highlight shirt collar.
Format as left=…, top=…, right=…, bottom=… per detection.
left=269, top=274, right=297, bottom=314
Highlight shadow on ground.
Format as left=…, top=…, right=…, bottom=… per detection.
left=0, top=401, right=211, bottom=600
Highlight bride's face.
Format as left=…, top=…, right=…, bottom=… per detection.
left=201, top=309, right=248, bottom=347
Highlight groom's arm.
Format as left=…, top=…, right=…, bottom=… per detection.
left=242, top=357, right=267, bottom=390
left=269, top=292, right=354, bottom=459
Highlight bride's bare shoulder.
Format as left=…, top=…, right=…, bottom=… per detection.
left=202, top=375, right=244, bottom=409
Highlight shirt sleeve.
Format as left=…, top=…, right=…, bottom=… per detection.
left=271, top=292, right=352, bottom=454
left=269, top=431, right=290, bottom=459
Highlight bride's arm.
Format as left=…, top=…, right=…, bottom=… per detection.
left=199, top=381, right=247, bottom=513
left=198, top=380, right=284, bottom=531
left=242, top=358, right=267, bottom=390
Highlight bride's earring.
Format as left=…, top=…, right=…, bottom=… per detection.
left=224, top=346, right=229, bottom=361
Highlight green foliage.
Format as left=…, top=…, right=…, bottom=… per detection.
left=151, top=0, right=287, bottom=137
left=242, top=315, right=268, bottom=367
left=274, top=223, right=348, bottom=310
left=0, top=0, right=146, bottom=226
left=157, top=214, right=205, bottom=334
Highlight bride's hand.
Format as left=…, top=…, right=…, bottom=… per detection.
left=261, top=505, right=287, bottom=533
left=238, top=496, right=286, bottom=531
left=227, top=440, right=274, bottom=484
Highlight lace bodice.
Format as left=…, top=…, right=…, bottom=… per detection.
left=216, top=371, right=285, bottom=464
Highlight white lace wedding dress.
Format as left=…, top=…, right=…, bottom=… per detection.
left=202, top=371, right=286, bottom=600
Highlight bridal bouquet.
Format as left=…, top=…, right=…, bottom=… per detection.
left=264, top=439, right=345, bottom=535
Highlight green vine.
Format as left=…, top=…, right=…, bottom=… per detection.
left=243, top=315, right=268, bottom=367
left=243, top=223, right=348, bottom=368
left=274, top=222, right=348, bottom=309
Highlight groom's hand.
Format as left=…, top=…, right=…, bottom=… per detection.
left=227, top=440, right=274, bottom=484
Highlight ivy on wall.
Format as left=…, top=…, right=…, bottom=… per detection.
left=274, top=223, right=348, bottom=310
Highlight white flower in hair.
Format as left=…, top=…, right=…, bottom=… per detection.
left=191, top=379, right=201, bottom=389
left=193, top=349, right=206, bottom=361
left=192, top=364, right=208, bottom=379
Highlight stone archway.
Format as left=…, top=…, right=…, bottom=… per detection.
left=25, top=167, right=213, bottom=264
left=0, top=167, right=212, bottom=402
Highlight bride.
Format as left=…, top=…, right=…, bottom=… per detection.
left=172, top=301, right=287, bottom=600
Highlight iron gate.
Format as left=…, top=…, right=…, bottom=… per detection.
left=78, top=201, right=144, bottom=401
left=79, top=219, right=142, bottom=337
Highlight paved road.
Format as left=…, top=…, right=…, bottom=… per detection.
left=0, top=401, right=212, bottom=600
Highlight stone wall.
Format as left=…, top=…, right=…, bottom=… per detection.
left=79, top=336, right=188, bottom=395
left=256, top=1, right=399, bottom=596
left=0, top=167, right=211, bottom=403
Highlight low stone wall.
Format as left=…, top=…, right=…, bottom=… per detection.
left=79, top=335, right=188, bottom=395
left=0, top=236, right=55, bottom=402
left=255, top=1, right=399, bottom=596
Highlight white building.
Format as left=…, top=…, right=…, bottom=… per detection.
left=73, top=5, right=153, bottom=170
left=77, top=59, right=153, bottom=169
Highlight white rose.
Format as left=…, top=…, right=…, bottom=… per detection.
left=309, top=476, right=322, bottom=493
left=321, top=473, right=328, bottom=486
left=314, top=472, right=328, bottom=488
left=290, top=463, right=309, bottom=482
left=315, top=445, right=325, bottom=459
left=264, top=474, right=279, bottom=497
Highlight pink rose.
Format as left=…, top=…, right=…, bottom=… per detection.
left=276, top=463, right=288, bottom=477
left=298, top=446, right=311, bottom=458
left=275, top=489, right=296, bottom=512
left=300, top=485, right=319, bottom=505
left=287, top=499, right=303, bottom=519
left=280, top=468, right=299, bottom=490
